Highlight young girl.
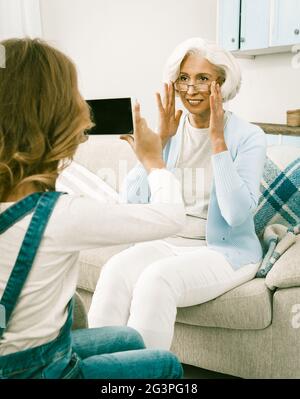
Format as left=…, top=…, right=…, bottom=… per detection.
left=88, top=37, right=267, bottom=350
left=0, top=38, right=185, bottom=379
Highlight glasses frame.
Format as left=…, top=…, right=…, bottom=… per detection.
left=174, top=80, right=211, bottom=93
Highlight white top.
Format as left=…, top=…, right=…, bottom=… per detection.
left=165, top=112, right=229, bottom=246
left=0, top=169, right=184, bottom=355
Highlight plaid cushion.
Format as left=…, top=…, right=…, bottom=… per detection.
left=254, top=146, right=300, bottom=239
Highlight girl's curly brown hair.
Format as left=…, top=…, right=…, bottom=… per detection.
left=0, top=38, right=94, bottom=201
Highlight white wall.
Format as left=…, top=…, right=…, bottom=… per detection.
left=40, top=0, right=217, bottom=128
left=228, top=52, right=300, bottom=124
left=40, top=0, right=300, bottom=126
left=0, top=0, right=42, bottom=39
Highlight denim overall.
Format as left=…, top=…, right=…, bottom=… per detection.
left=0, top=192, right=81, bottom=379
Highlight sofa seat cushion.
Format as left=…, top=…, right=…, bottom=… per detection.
left=77, top=244, right=133, bottom=292
left=176, top=278, right=273, bottom=330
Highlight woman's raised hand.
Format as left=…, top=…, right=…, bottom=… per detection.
left=209, top=81, right=227, bottom=154
left=156, top=82, right=183, bottom=148
left=120, top=101, right=165, bottom=173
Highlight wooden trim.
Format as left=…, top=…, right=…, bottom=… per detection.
left=252, top=123, right=300, bottom=137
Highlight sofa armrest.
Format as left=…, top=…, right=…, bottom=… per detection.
left=265, top=235, right=300, bottom=290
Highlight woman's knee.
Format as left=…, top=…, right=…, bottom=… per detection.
left=133, top=263, right=176, bottom=299
left=100, top=243, right=171, bottom=288
left=101, top=243, right=152, bottom=276
left=97, top=252, right=137, bottom=289
left=130, top=274, right=178, bottom=319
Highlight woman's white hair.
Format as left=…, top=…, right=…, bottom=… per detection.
left=163, top=37, right=241, bottom=102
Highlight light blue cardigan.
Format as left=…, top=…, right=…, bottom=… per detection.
left=121, top=112, right=267, bottom=270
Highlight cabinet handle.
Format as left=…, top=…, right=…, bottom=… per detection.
left=295, top=29, right=300, bottom=35
left=240, top=37, right=245, bottom=43
left=231, top=38, right=236, bottom=43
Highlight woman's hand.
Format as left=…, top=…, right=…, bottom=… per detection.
left=209, top=81, right=227, bottom=154
left=156, top=82, right=183, bottom=148
left=120, top=101, right=165, bottom=173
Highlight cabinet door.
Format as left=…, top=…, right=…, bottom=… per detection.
left=240, top=0, right=271, bottom=50
left=272, top=0, right=300, bottom=46
left=218, top=0, right=240, bottom=51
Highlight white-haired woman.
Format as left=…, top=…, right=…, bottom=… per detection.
left=88, top=38, right=267, bottom=350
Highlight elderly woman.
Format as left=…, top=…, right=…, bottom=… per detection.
left=88, top=38, right=267, bottom=350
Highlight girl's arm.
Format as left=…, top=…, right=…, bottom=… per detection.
left=53, top=168, right=185, bottom=251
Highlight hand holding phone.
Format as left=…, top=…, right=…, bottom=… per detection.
left=120, top=101, right=165, bottom=173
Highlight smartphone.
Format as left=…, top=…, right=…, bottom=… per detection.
left=86, top=97, right=133, bottom=135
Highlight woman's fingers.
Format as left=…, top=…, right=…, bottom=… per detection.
left=210, top=81, right=216, bottom=110
left=217, top=83, right=223, bottom=102
left=169, top=82, right=175, bottom=115
left=156, top=81, right=175, bottom=114
left=175, top=109, right=183, bottom=125
left=211, top=81, right=216, bottom=96
left=209, top=94, right=214, bottom=114
left=163, top=82, right=168, bottom=109
left=212, top=82, right=222, bottom=103
left=209, top=81, right=224, bottom=136
left=210, top=81, right=222, bottom=112
left=155, top=92, right=164, bottom=114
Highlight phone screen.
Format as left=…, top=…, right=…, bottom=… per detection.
left=86, top=98, right=133, bottom=135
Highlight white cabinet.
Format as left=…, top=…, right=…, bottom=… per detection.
left=217, top=0, right=240, bottom=51
left=271, top=0, right=300, bottom=46
left=240, top=0, right=270, bottom=50
left=218, top=0, right=300, bottom=56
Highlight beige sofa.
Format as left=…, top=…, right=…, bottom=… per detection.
left=72, top=135, right=300, bottom=379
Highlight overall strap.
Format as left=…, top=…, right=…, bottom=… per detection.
left=0, top=191, right=64, bottom=338
left=0, top=193, right=42, bottom=234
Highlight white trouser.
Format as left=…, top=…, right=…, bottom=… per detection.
left=88, top=240, right=260, bottom=350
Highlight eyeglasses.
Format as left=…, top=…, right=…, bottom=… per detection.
left=174, top=81, right=210, bottom=93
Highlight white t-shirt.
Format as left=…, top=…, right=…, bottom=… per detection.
left=0, top=169, right=184, bottom=355
left=164, top=112, right=229, bottom=246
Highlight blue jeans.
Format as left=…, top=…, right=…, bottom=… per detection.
left=72, top=326, right=183, bottom=379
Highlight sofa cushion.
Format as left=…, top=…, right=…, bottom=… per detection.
left=254, top=145, right=300, bottom=239
left=265, top=234, right=300, bottom=290
left=77, top=244, right=133, bottom=292
left=176, top=278, right=272, bottom=330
